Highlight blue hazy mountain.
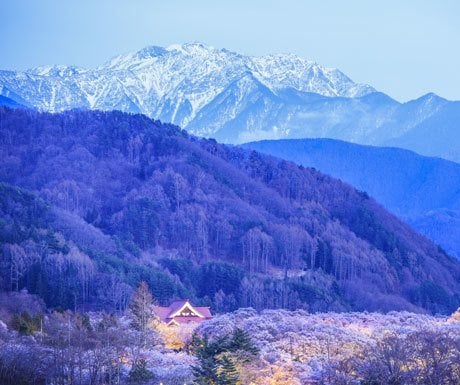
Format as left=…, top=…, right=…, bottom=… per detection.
left=243, top=138, right=460, bottom=258
left=0, top=95, right=26, bottom=109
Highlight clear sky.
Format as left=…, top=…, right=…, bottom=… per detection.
left=2, top=0, right=459, bottom=101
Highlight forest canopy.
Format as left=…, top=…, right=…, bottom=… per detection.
left=0, top=107, right=459, bottom=314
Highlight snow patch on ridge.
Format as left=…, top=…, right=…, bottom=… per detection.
left=0, top=42, right=376, bottom=134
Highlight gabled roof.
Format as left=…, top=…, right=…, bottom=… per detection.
left=153, top=299, right=212, bottom=324
left=152, top=306, right=172, bottom=321
left=168, top=299, right=190, bottom=314
left=194, top=307, right=212, bottom=318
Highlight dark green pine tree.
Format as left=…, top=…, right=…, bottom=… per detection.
left=128, top=359, right=153, bottom=384
left=193, top=357, right=219, bottom=385
left=191, top=329, right=257, bottom=384
left=217, top=355, right=239, bottom=385
left=230, top=328, right=258, bottom=358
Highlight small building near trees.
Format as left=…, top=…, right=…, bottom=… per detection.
left=153, top=299, right=212, bottom=326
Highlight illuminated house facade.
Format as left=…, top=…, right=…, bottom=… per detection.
left=153, top=299, right=212, bottom=326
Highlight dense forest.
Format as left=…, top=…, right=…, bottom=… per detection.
left=243, top=137, right=460, bottom=258
left=0, top=107, right=459, bottom=315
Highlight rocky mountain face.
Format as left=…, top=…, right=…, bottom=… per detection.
left=0, top=108, right=459, bottom=314
left=1, top=43, right=459, bottom=161
left=0, top=43, right=372, bottom=124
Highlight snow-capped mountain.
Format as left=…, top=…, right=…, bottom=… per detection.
left=1, top=43, right=460, bottom=162
left=0, top=43, right=372, bottom=126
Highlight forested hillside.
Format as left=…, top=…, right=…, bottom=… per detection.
left=243, top=138, right=460, bottom=258
left=0, top=108, right=459, bottom=314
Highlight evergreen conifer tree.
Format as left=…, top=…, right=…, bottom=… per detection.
left=193, top=357, right=219, bottom=385
left=217, top=354, right=239, bottom=385
left=230, top=328, right=259, bottom=360
left=128, top=358, right=153, bottom=384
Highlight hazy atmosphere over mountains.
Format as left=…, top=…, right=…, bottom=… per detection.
left=2, top=43, right=460, bottom=162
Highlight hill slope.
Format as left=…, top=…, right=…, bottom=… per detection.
left=1, top=44, right=460, bottom=161
left=243, top=139, right=460, bottom=258
left=0, top=95, right=26, bottom=108
left=0, top=108, right=459, bottom=313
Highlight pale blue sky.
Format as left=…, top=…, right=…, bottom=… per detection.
left=2, top=0, right=459, bottom=101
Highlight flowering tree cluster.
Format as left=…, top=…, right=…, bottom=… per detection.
left=197, top=308, right=460, bottom=384
left=0, top=285, right=194, bottom=385
left=0, top=287, right=458, bottom=385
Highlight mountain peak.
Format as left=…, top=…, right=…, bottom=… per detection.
left=418, top=92, right=447, bottom=102
left=27, top=65, right=85, bottom=77
left=0, top=42, right=375, bottom=124
left=404, top=92, right=448, bottom=109
left=167, top=41, right=213, bottom=53
left=135, top=45, right=169, bottom=59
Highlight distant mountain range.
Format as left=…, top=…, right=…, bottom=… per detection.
left=243, top=139, right=460, bottom=258
left=1, top=43, right=459, bottom=161
left=1, top=108, right=459, bottom=314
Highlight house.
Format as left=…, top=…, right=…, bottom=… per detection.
left=153, top=299, right=212, bottom=326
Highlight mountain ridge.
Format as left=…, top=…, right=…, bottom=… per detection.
left=1, top=107, right=459, bottom=314
left=243, top=138, right=460, bottom=258
left=0, top=42, right=373, bottom=122
left=1, top=42, right=459, bottom=161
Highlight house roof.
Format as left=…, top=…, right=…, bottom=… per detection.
left=153, top=299, right=212, bottom=324
left=152, top=306, right=172, bottom=321
left=168, top=316, right=207, bottom=325
left=194, top=307, right=212, bottom=318
left=169, top=299, right=192, bottom=315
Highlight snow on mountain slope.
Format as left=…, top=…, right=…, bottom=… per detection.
left=0, top=42, right=373, bottom=126
left=2, top=42, right=460, bottom=162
